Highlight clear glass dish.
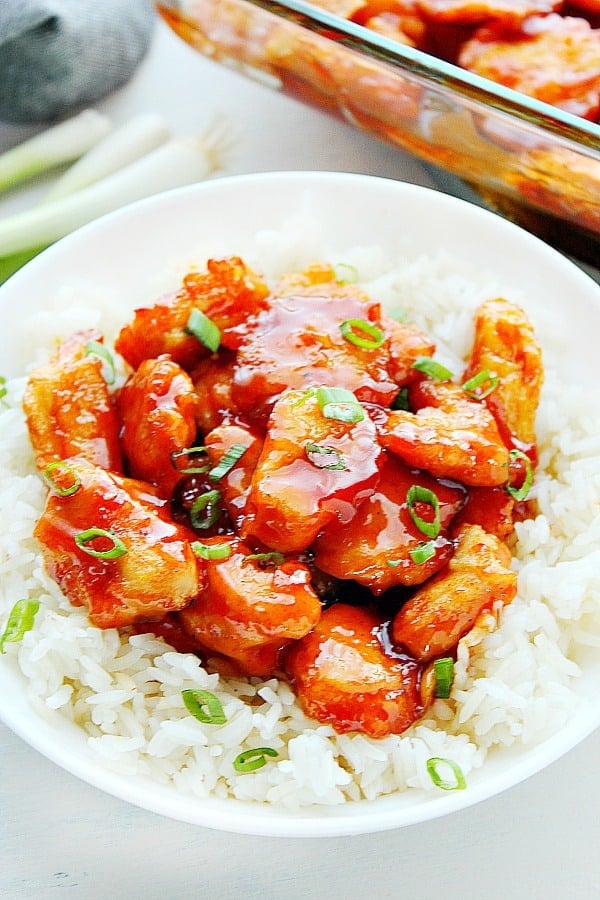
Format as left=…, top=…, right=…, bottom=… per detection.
left=157, top=0, right=600, bottom=265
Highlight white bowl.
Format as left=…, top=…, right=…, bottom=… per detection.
left=1, top=171, right=599, bottom=837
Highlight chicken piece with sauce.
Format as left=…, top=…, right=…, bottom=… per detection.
left=23, top=329, right=122, bottom=474
left=34, top=457, right=201, bottom=629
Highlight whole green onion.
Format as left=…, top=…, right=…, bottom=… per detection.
left=182, top=688, right=227, bottom=725
left=233, top=747, right=278, bottom=773
left=0, top=598, right=40, bottom=652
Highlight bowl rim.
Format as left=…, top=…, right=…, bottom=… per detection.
left=1, top=170, right=599, bottom=837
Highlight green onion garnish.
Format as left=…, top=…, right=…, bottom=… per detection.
left=208, top=443, right=248, bottom=481
left=170, top=445, right=210, bottom=475
left=185, top=308, right=221, bottom=353
left=0, top=375, right=8, bottom=408
left=0, top=598, right=40, bottom=653
left=507, top=449, right=534, bottom=501
left=391, top=387, right=410, bottom=411
left=462, top=369, right=499, bottom=400
left=426, top=757, right=466, bottom=791
left=316, top=387, right=365, bottom=424
left=85, top=340, right=116, bottom=385
left=406, top=485, right=441, bottom=539
left=304, top=442, right=346, bottom=471
left=409, top=541, right=436, bottom=565
left=182, top=688, right=227, bottom=724
left=74, top=528, right=128, bottom=559
left=333, top=262, right=359, bottom=284
left=189, top=489, right=222, bottom=530
left=42, top=460, right=81, bottom=497
left=233, top=747, right=278, bottom=773
left=433, top=657, right=454, bottom=698
left=340, top=318, right=385, bottom=350
left=191, top=541, right=232, bottom=561
left=412, top=357, right=454, bottom=381
left=243, top=551, right=285, bottom=568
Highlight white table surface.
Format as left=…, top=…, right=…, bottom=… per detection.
left=1, top=13, right=599, bottom=900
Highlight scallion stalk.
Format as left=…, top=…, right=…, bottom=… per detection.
left=0, top=110, right=112, bottom=196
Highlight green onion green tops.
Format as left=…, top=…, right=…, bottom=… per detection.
left=208, top=443, right=248, bottom=481
left=233, top=747, right=278, bottom=773
left=412, top=357, right=454, bottom=381
left=74, top=528, right=128, bottom=560
left=185, top=308, right=221, bottom=353
left=0, top=375, right=7, bottom=407
left=316, top=387, right=365, bottom=424
left=0, top=598, right=40, bottom=653
left=244, top=551, right=285, bottom=568
left=304, top=442, right=346, bottom=471
left=189, top=489, right=222, bottom=530
left=426, top=757, right=466, bottom=791
left=507, top=449, right=534, bottom=501
left=433, top=657, right=454, bottom=698
left=191, top=541, right=232, bottom=561
left=181, top=689, right=227, bottom=724
left=409, top=541, right=436, bottom=565
left=84, top=340, right=116, bottom=385
left=333, top=262, right=359, bottom=284
left=42, top=461, right=81, bottom=497
left=340, top=318, right=385, bottom=350
left=462, top=369, right=499, bottom=400
left=170, top=445, right=210, bottom=474
left=406, top=485, right=441, bottom=539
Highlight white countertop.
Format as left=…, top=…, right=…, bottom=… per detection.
left=1, top=14, right=599, bottom=900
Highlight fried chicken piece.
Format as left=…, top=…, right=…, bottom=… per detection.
left=284, top=603, right=425, bottom=737
left=34, top=457, right=201, bottom=629
left=416, top=0, right=558, bottom=26
left=459, top=15, right=600, bottom=120
left=242, top=387, right=383, bottom=554
left=23, top=329, right=122, bottom=473
left=392, top=524, right=517, bottom=660
left=381, top=379, right=510, bottom=486
left=178, top=537, right=322, bottom=677
left=117, top=355, right=200, bottom=497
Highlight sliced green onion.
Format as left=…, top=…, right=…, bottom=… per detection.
left=412, top=357, right=454, bottom=381
left=84, top=340, right=116, bottom=385
left=0, top=375, right=8, bottom=408
left=507, top=449, right=534, bottom=501
left=42, top=461, right=81, bottom=497
left=462, top=369, right=499, bottom=400
left=387, top=559, right=402, bottom=568
left=316, top=387, right=365, bottom=424
left=182, top=688, right=227, bottom=724
left=406, top=485, right=441, bottom=539
left=0, top=598, right=40, bottom=653
left=244, top=551, right=285, bottom=568
left=340, top=318, right=385, bottom=350
left=292, top=387, right=316, bottom=409
left=74, top=528, right=127, bottom=559
left=170, top=445, right=210, bottom=475
left=391, top=387, right=410, bottom=411
left=333, top=262, right=359, bottom=284
left=190, top=489, right=222, bottom=530
left=426, top=757, right=466, bottom=791
left=191, top=541, right=232, bottom=561
left=433, top=657, right=454, bottom=698
left=185, top=308, right=221, bottom=354
left=233, top=747, right=278, bottom=773
left=208, top=443, right=248, bottom=481
left=304, top=442, right=346, bottom=471
left=410, top=540, right=436, bottom=565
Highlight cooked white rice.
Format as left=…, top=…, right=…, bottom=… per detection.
left=1, top=223, right=599, bottom=809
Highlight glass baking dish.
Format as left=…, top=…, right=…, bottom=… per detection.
left=157, top=0, right=600, bottom=265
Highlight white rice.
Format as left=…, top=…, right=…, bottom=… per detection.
left=1, top=223, right=599, bottom=809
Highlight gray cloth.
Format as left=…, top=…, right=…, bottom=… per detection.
left=0, top=0, right=156, bottom=123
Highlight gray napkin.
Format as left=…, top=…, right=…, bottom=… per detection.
left=0, top=0, right=156, bottom=123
